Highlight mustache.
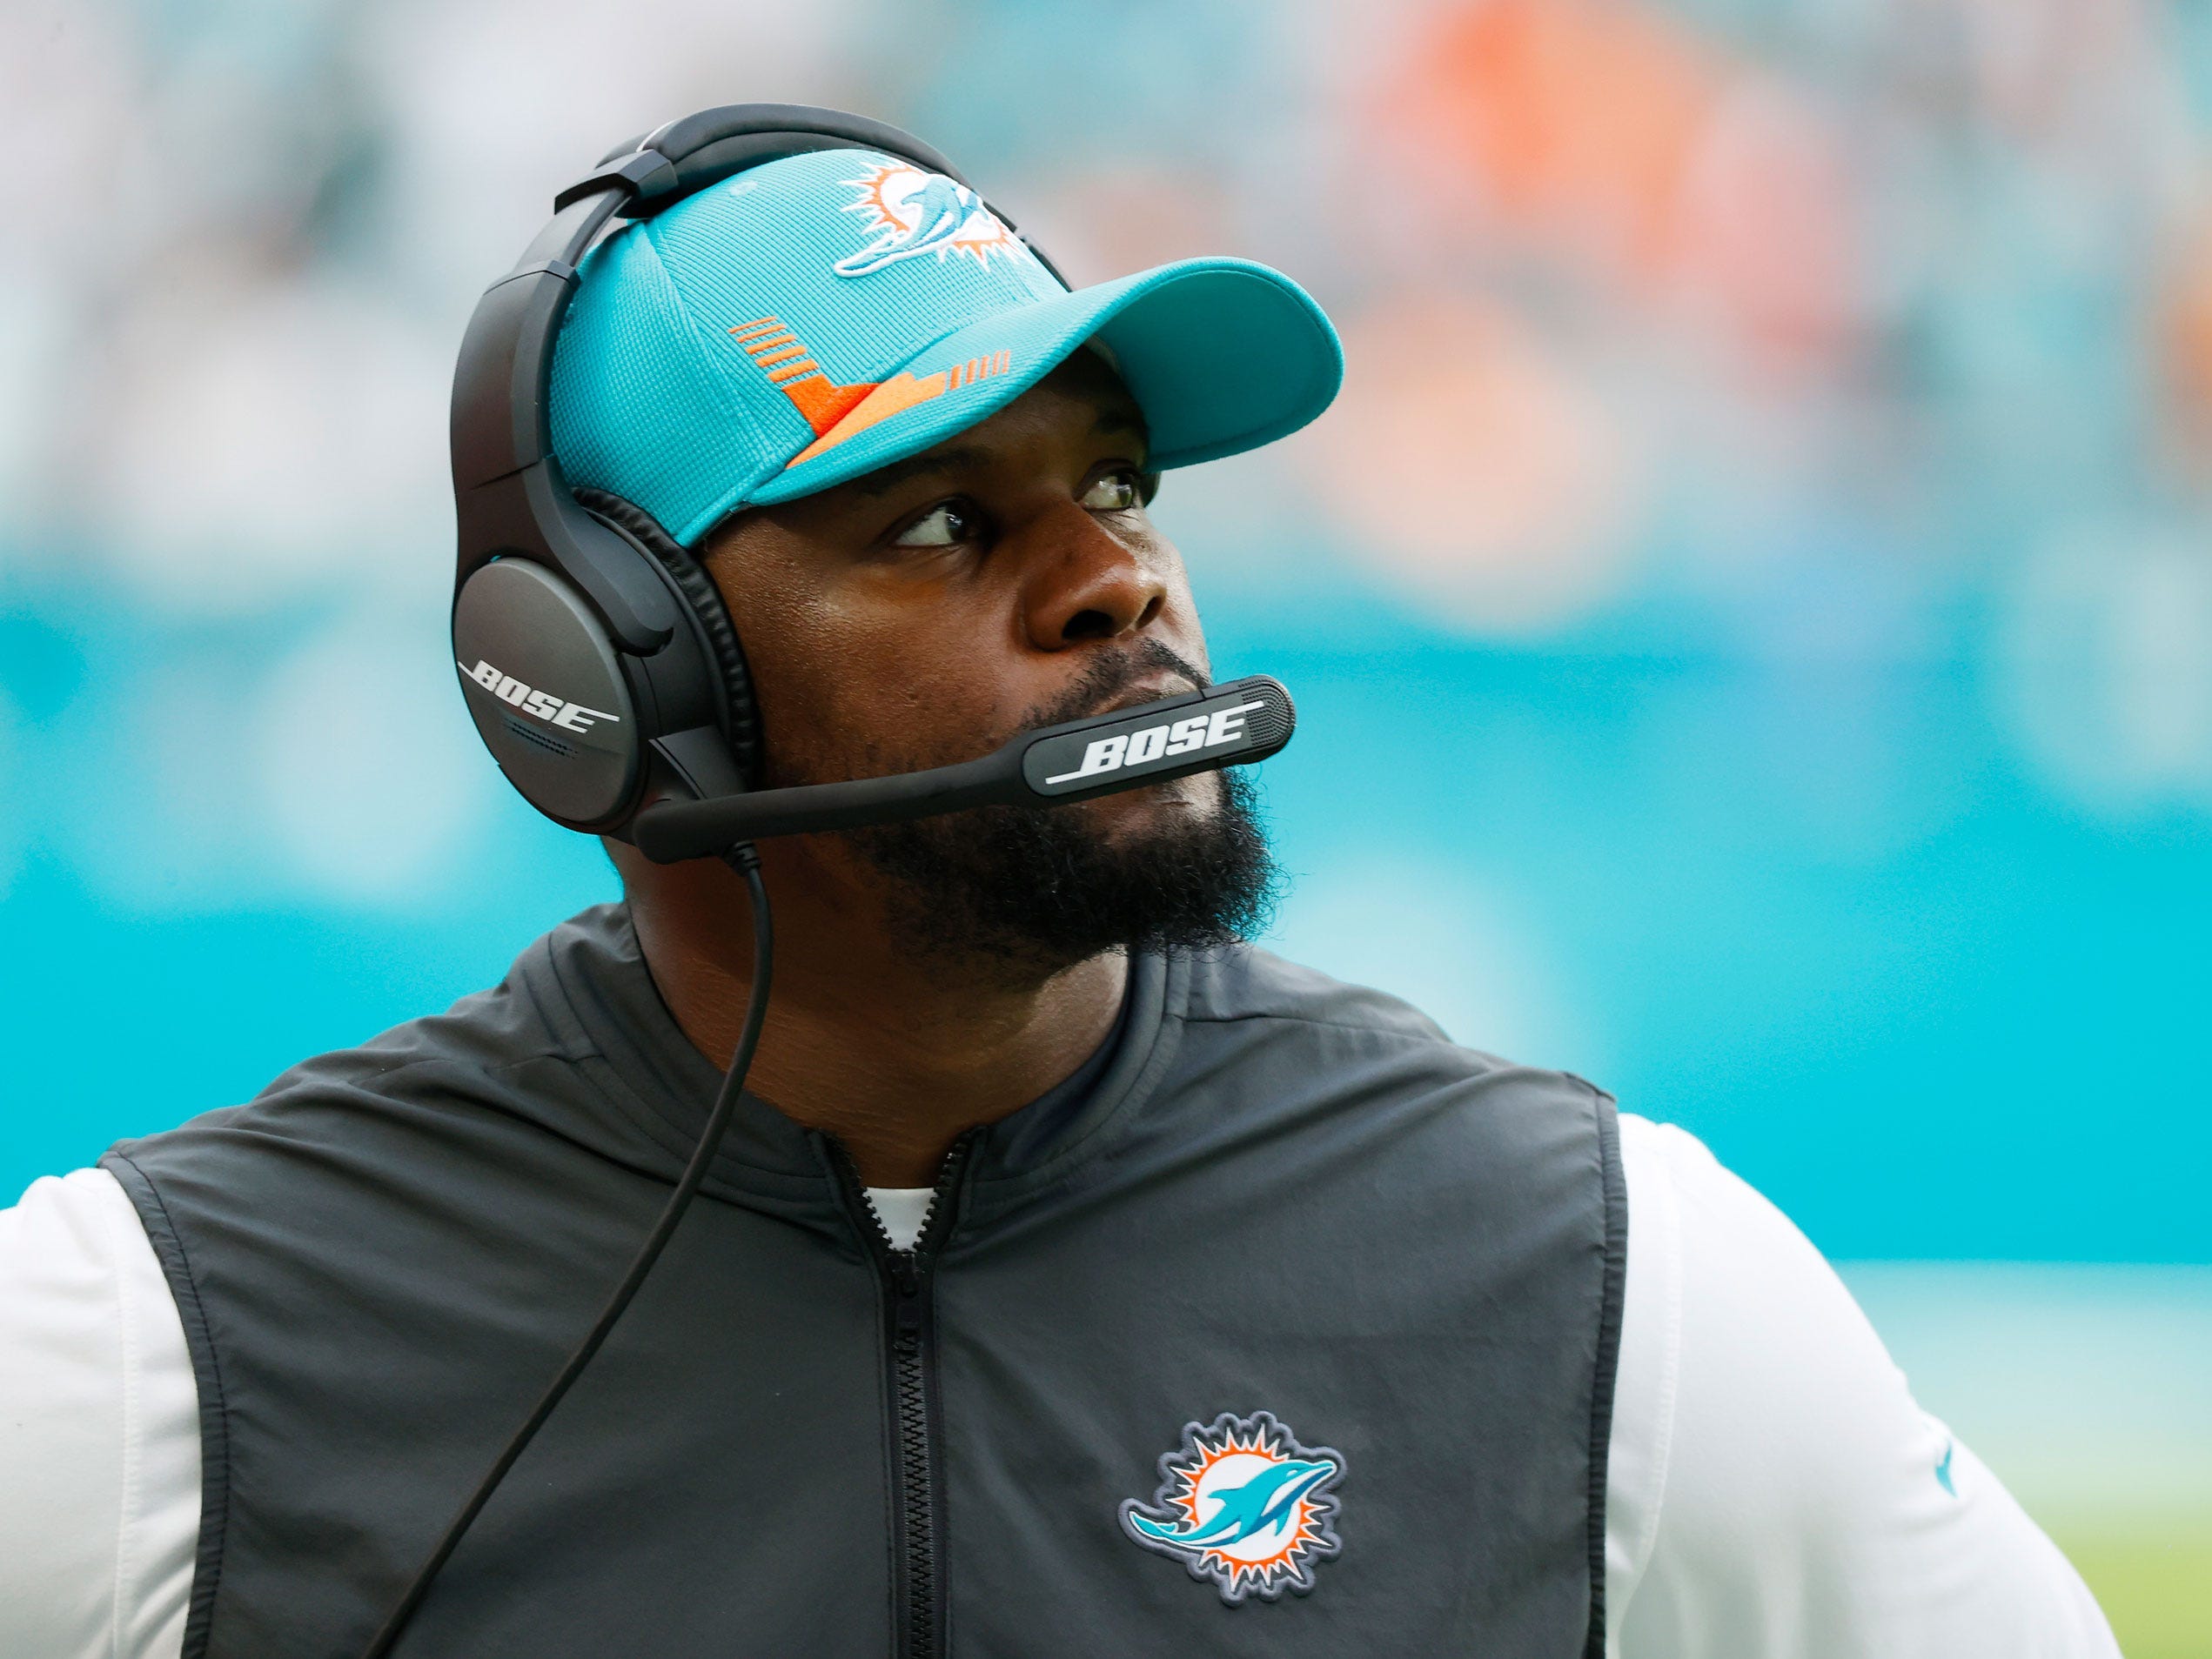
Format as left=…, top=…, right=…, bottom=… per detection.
left=1015, top=638, right=1211, bottom=736
left=776, top=639, right=1215, bottom=791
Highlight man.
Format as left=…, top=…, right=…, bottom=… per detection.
left=1, top=123, right=2116, bottom=1657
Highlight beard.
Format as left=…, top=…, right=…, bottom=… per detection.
left=815, top=645, right=1282, bottom=981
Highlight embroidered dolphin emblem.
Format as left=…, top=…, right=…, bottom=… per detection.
left=835, top=172, right=995, bottom=278
left=1119, top=1410, right=1347, bottom=1603
left=1126, top=1457, right=1338, bottom=1552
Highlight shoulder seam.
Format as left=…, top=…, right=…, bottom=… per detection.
left=254, top=1045, right=602, bottom=1107
left=1182, top=1007, right=1451, bottom=1043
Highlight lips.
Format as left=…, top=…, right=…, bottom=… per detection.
left=1018, top=639, right=1212, bottom=736
left=1090, top=672, right=1201, bottom=721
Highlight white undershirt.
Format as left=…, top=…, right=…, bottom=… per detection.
left=0, top=1116, right=2117, bottom=1656
left=864, top=1185, right=935, bottom=1254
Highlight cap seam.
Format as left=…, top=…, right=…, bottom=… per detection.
left=636, top=216, right=785, bottom=526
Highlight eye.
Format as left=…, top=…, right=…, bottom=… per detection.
left=891, top=500, right=983, bottom=548
left=1080, top=468, right=1146, bottom=512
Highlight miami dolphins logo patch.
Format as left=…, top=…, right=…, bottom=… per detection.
left=834, top=160, right=1019, bottom=278
left=1119, top=1411, right=1346, bottom=1603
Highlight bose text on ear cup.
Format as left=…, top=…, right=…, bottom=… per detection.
left=452, top=559, right=641, bottom=826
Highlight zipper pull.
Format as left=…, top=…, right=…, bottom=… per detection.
left=890, top=1251, right=922, bottom=1303
left=890, top=1254, right=924, bottom=1350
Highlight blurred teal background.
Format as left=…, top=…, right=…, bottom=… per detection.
left=2, top=0, right=2208, bottom=1647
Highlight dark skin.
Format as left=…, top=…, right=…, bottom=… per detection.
left=607, top=351, right=1222, bottom=1187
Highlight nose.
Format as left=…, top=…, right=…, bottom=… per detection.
left=1018, top=500, right=1167, bottom=650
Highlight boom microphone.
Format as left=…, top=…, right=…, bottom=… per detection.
left=633, top=675, right=1295, bottom=862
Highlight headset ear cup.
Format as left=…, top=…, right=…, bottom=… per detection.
left=572, top=487, right=761, bottom=787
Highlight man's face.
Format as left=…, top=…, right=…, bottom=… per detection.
left=700, top=350, right=1276, bottom=971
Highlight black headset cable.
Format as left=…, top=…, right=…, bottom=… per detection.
left=359, top=843, right=774, bottom=1658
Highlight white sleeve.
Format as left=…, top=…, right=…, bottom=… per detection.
left=0, top=1168, right=200, bottom=1659
left=1603, top=1115, right=2119, bottom=1659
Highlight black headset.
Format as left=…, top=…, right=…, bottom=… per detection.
left=447, top=103, right=1071, bottom=843
left=369, top=106, right=1296, bottom=1657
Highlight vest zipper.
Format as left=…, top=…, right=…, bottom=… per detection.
left=887, top=1249, right=940, bottom=1659
left=831, top=1133, right=979, bottom=1659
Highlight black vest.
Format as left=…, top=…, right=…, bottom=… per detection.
left=106, top=905, right=1625, bottom=1658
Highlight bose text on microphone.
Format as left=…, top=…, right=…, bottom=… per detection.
left=628, top=675, right=1295, bottom=862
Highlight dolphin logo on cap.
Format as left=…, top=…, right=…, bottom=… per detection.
left=835, top=161, right=1019, bottom=278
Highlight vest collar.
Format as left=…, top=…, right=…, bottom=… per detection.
left=512, top=904, right=1185, bottom=1228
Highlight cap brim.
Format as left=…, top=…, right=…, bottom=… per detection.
left=730, top=257, right=1342, bottom=518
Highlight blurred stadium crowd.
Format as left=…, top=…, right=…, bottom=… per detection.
left=6, top=0, right=2212, bottom=881
left=2, top=1, right=2209, bottom=1643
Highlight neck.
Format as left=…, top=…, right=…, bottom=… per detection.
left=612, top=840, right=1127, bottom=1187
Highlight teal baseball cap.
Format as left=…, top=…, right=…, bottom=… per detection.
left=546, top=147, right=1343, bottom=546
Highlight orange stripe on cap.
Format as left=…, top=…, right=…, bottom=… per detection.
left=786, top=368, right=954, bottom=467
left=778, top=372, right=881, bottom=438
left=780, top=344, right=1026, bottom=469
left=726, top=318, right=881, bottom=435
